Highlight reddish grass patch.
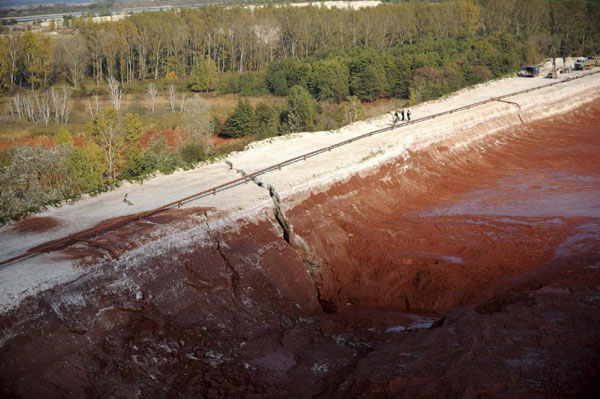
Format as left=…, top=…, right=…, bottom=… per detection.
left=0, top=136, right=87, bottom=150
left=14, top=217, right=60, bottom=233
left=0, top=137, right=55, bottom=150
left=210, top=135, right=247, bottom=148
left=141, top=129, right=184, bottom=149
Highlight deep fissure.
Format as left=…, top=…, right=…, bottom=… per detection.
left=227, top=159, right=337, bottom=313
left=204, top=217, right=241, bottom=300
left=226, top=158, right=293, bottom=245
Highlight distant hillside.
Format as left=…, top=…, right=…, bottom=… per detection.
left=0, top=0, right=103, bottom=9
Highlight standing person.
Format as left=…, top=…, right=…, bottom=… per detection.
left=393, top=111, right=399, bottom=128
left=401, top=109, right=405, bottom=121
left=407, top=109, right=411, bottom=121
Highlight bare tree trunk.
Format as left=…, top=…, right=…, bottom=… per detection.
left=94, top=93, right=100, bottom=114
left=60, top=86, right=72, bottom=124
left=239, top=45, right=245, bottom=73
left=51, top=88, right=60, bottom=123
left=88, top=92, right=100, bottom=118
left=36, top=92, right=51, bottom=126
left=13, top=94, right=22, bottom=120
left=107, top=77, right=124, bottom=111
left=168, top=84, right=176, bottom=113
left=146, top=83, right=158, bottom=114
left=180, top=94, right=186, bottom=113
left=154, top=39, right=162, bottom=80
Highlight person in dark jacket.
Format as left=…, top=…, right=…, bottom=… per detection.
left=401, top=109, right=405, bottom=121
left=407, top=109, right=411, bottom=121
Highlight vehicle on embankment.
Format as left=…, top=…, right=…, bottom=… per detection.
left=574, top=57, right=598, bottom=71
left=518, top=65, right=539, bottom=77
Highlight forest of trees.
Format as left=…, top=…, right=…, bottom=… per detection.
left=0, top=0, right=599, bottom=222
left=1, top=0, right=598, bottom=93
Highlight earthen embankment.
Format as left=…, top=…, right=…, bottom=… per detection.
left=1, top=68, right=600, bottom=398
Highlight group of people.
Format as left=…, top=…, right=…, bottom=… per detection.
left=392, top=109, right=411, bottom=128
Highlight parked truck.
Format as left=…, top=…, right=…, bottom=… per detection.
left=574, top=57, right=597, bottom=70
left=519, top=66, right=539, bottom=77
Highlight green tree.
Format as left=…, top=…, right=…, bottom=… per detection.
left=351, top=63, right=390, bottom=102
left=56, top=126, right=74, bottom=146
left=254, top=102, right=280, bottom=138
left=237, top=72, right=268, bottom=96
left=455, top=0, right=481, bottom=35
left=221, top=99, right=255, bottom=138
left=464, top=65, right=493, bottom=85
left=388, top=55, right=413, bottom=98
left=122, top=113, right=143, bottom=166
left=284, top=85, right=314, bottom=132
left=89, top=108, right=142, bottom=180
left=190, top=56, right=218, bottom=92
left=266, top=59, right=311, bottom=96
left=21, top=31, right=54, bottom=89
left=66, top=143, right=105, bottom=193
left=307, top=59, right=349, bottom=102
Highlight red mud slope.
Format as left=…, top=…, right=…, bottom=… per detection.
left=1, top=102, right=600, bottom=398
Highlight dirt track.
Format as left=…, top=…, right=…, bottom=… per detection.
left=1, top=89, right=600, bottom=397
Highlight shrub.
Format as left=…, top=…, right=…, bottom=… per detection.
left=0, top=145, right=72, bottom=220
left=465, top=65, right=493, bottom=85
left=179, top=142, right=207, bottom=165
left=340, top=96, right=365, bottom=125
left=56, top=126, right=74, bottom=146
left=212, top=115, right=224, bottom=136
left=182, top=97, right=214, bottom=141
left=119, top=150, right=159, bottom=180
left=412, top=66, right=465, bottom=102
left=66, top=143, right=105, bottom=192
left=219, top=72, right=268, bottom=96
left=408, top=87, right=418, bottom=106
left=0, top=149, right=9, bottom=167
left=213, top=138, right=253, bottom=157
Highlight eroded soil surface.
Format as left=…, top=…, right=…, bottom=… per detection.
left=1, top=102, right=600, bottom=398
left=13, top=217, right=61, bottom=234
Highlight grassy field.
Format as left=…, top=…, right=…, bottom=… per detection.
left=0, top=84, right=404, bottom=151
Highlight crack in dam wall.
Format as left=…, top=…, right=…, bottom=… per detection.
left=226, top=158, right=334, bottom=313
